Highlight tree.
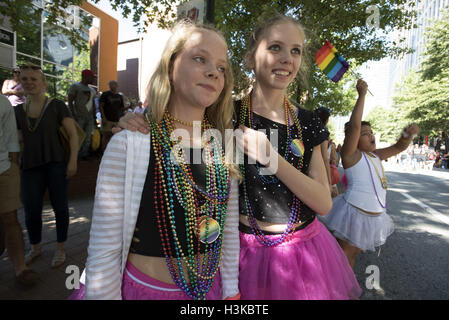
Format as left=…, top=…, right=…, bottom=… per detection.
left=421, top=8, right=449, bottom=81
left=365, top=105, right=407, bottom=144
left=393, top=69, right=449, bottom=137
left=392, top=7, right=449, bottom=137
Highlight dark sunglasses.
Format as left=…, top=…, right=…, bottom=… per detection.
left=12, top=70, right=20, bottom=74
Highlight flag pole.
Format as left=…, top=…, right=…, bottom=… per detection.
left=349, top=69, right=374, bottom=96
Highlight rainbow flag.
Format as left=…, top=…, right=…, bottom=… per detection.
left=315, top=41, right=349, bottom=82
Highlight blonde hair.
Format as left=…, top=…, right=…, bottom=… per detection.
left=146, top=20, right=240, bottom=179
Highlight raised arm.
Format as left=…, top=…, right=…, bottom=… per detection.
left=341, top=79, right=368, bottom=167
left=375, top=124, right=420, bottom=160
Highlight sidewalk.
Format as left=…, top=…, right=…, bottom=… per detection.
left=0, top=195, right=94, bottom=299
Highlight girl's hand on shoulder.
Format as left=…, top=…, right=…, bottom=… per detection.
left=236, top=125, right=275, bottom=166
left=117, top=112, right=149, bottom=134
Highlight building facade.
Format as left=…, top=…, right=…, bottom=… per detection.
left=0, top=0, right=118, bottom=101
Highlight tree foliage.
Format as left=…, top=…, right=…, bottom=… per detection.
left=1, top=0, right=94, bottom=51
left=421, top=8, right=449, bottom=81
left=366, top=105, right=407, bottom=144
left=392, top=7, right=449, bottom=137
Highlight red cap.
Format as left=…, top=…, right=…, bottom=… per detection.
left=82, top=69, right=95, bottom=77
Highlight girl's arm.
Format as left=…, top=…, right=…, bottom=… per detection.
left=320, top=139, right=333, bottom=190
left=220, top=179, right=240, bottom=300
left=341, top=80, right=368, bottom=167
left=375, top=124, right=420, bottom=160
left=61, top=117, right=78, bottom=178
left=85, top=131, right=128, bottom=299
left=274, top=145, right=332, bottom=215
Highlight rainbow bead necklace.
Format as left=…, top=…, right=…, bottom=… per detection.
left=147, top=110, right=231, bottom=299
left=239, top=94, right=305, bottom=247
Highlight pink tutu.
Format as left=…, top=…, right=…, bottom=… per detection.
left=68, top=260, right=222, bottom=300
left=239, top=218, right=362, bottom=300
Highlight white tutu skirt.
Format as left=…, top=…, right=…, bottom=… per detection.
left=319, top=195, right=395, bottom=251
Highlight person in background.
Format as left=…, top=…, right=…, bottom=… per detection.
left=315, top=107, right=338, bottom=197
left=67, top=69, right=96, bottom=160
left=0, top=94, right=39, bottom=285
left=2, top=67, right=26, bottom=107
left=14, top=63, right=79, bottom=269
left=99, top=80, right=125, bottom=151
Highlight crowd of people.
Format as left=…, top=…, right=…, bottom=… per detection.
left=0, top=12, right=435, bottom=300
left=389, top=144, right=449, bottom=171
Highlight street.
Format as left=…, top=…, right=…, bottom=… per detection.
left=353, top=166, right=449, bottom=300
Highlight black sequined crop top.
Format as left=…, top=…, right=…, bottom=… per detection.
left=234, top=99, right=329, bottom=225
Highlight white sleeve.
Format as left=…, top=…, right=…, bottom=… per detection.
left=84, top=131, right=127, bottom=300
left=219, top=178, right=240, bottom=299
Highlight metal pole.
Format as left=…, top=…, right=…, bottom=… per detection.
left=205, top=0, right=215, bottom=25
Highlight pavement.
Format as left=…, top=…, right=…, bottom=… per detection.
left=0, top=195, right=94, bottom=300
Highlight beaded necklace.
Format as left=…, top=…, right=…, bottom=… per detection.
left=146, top=110, right=231, bottom=300
left=239, top=94, right=305, bottom=247
left=24, top=96, right=49, bottom=132
left=365, top=152, right=388, bottom=189
left=362, top=152, right=387, bottom=209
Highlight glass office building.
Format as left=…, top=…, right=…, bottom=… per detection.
left=0, top=0, right=118, bottom=101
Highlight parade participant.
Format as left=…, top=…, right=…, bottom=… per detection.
left=117, top=14, right=361, bottom=300
left=67, top=69, right=96, bottom=160
left=14, top=63, right=79, bottom=268
left=69, top=21, right=240, bottom=300
left=99, top=80, right=125, bottom=151
left=234, top=14, right=361, bottom=300
left=315, top=107, right=338, bottom=197
left=320, top=79, right=420, bottom=268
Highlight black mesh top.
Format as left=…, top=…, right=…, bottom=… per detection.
left=234, top=99, right=329, bottom=224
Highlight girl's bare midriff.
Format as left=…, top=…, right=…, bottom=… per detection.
left=239, top=214, right=309, bottom=233
left=127, top=252, right=208, bottom=285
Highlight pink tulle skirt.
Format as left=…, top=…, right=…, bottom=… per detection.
left=68, top=260, right=222, bottom=300
left=238, top=218, right=362, bottom=300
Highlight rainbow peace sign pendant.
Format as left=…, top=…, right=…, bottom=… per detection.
left=198, top=216, right=221, bottom=244
left=290, top=139, right=305, bottom=158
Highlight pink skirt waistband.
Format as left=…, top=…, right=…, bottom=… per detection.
left=124, top=260, right=182, bottom=292
left=239, top=217, right=321, bottom=248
